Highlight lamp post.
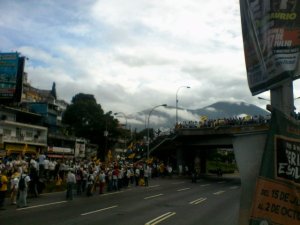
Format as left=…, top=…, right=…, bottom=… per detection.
left=114, top=112, right=128, bottom=128
left=114, top=112, right=128, bottom=155
left=147, top=104, right=167, bottom=160
left=257, top=96, right=270, bottom=101
left=176, top=86, right=190, bottom=126
left=258, top=96, right=300, bottom=112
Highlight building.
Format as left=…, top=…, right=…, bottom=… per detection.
left=0, top=52, right=97, bottom=159
left=0, top=106, right=48, bottom=157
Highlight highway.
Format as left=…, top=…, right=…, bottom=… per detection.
left=1, top=175, right=241, bottom=225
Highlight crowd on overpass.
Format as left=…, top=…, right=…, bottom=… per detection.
left=176, top=115, right=270, bottom=129
left=0, top=153, right=176, bottom=209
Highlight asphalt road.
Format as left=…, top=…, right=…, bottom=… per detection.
left=1, top=175, right=241, bottom=225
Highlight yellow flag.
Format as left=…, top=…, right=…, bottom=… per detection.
left=200, top=115, right=208, bottom=121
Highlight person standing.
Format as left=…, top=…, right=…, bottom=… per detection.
left=29, top=157, right=39, bottom=197
left=0, top=169, right=8, bottom=210
left=82, top=168, right=88, bottom=193
left=43, top=157, right=50, bottom=180
left=10, top=169, right=20, bottom=205
left=75, top=168, right=83, bottom=195
left=66, top=169, right=76, bottom=200
left=86, top=170, right=94, bottom=197
left=135, top=166, right=140, bottom=186
left=17, top=169, right=31, bottom=208
left=98, top=170, right=106, bottom=194
left=144, top=165, right=150, bottom=187
left=112, top=167, right=119, bottom=191
left=38, top=152, right=46, bottom=178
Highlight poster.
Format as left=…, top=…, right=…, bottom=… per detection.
left=249, top=109, right=300, bottom=225
left=240, top=0, right=300, bottom=95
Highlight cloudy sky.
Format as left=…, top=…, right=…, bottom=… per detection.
left=1, top=0, right=300, bottom=122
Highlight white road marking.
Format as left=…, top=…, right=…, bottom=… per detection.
left=189, top=197, right=207, bottom=205
left=101, top=191, right=124, bottom=196
left=144, top=193, right=164, bottom=200
left=172, top=181, right=185, bottom=185
left=16, top=201, right=67, bottom=211
left=177, top=188, right=191, bottom=192
left=145, top=212, right=176, bottom=225
left=200, top=184, right=210, bottom=187
left=81, top=205, right=118, bottom=216
left=213, top=190, right=225, bottom=195
left=148, top=185, right=160, bottom=188
left=229, top=186, right=239, bottom=190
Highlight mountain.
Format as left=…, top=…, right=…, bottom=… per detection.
left=127, top=101, right=270, bottom=131
left=190, top=101, right=269, bottom=119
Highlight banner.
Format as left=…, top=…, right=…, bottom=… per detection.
left=249, top=109, right=300, bottom=225
left=240, top=0, right=300, bottom=94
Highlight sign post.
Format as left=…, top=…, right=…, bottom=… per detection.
left=239, top=1, right=300, bottom=224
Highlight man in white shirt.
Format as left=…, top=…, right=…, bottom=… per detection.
left=66, top=169, right=76, bottom=200
left=43, top=157, right=50, bottom=180
left=38, top=153, right=46, bottom=177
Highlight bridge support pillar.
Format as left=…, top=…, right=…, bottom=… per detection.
left=176, top=148, right=183, bottom=175
left=200, top=150, right=207, bottom=174
left=232, top=132, right=267, bottom=225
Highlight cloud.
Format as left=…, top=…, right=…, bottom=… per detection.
left=0, top=0, right=278, bottom=119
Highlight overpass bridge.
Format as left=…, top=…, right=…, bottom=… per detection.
left=150, top=123, right=269, bottom=173
left=150, top=122, right=270, bottom=225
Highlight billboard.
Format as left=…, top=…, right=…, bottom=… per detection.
left=249, top=109, right=300, bottom=225
left=0, top=52, right=24, bottom=103
left=240, top=0, right=300, bottom=95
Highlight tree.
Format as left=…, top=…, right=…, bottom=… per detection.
left=62, top=93, right=120, bottom=160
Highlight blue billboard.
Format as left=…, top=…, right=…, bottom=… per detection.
left=0, top=52, right=24, bottom=103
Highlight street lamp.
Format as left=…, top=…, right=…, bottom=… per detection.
left=147, top=104, right=167, bottom=160
left=114, top=112, right=128, bottom=154
left=257, top=96, right=270, bottom=101
left=258, top=96, right=300, bottom=112
left=176, top=86, right=190, bottom=126
left=114, top=112, right=128, bottom=128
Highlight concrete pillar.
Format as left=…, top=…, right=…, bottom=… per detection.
left=270, top=80, right=294, bottom=117
left=200, top=150, right=207, bottom=174
left=232, top=132, right=267, bottom=225
left=176, top=147, right=183, bottom=175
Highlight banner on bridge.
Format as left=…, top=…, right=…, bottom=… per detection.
left=249, top=109, right=300, bottom=225
left=240, top=0, right=300, bottom=95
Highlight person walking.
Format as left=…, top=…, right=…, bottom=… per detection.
left=17, top=169, right=31, bottom=208
left=0, top=169, right=8, bottom=210
left=66, top=169, right=76, bottom=200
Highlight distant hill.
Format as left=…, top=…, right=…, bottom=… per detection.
left=190, top=101, right=269, bottom=119
left=127, top=101, right=270, bottom=131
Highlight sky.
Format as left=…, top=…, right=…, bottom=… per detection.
left=1, top=0, right=300, bottom=125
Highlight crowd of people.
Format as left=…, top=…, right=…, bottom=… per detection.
left=176, top=115, right=270, bottom=129
left=0, top=153, right=175, bottom=210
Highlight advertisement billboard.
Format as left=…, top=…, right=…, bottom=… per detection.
left=240, top=0, right=300, bottom=95
left=0, top=52, right=24, bottom=103
left=249, top=109, right=300, bottom=225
